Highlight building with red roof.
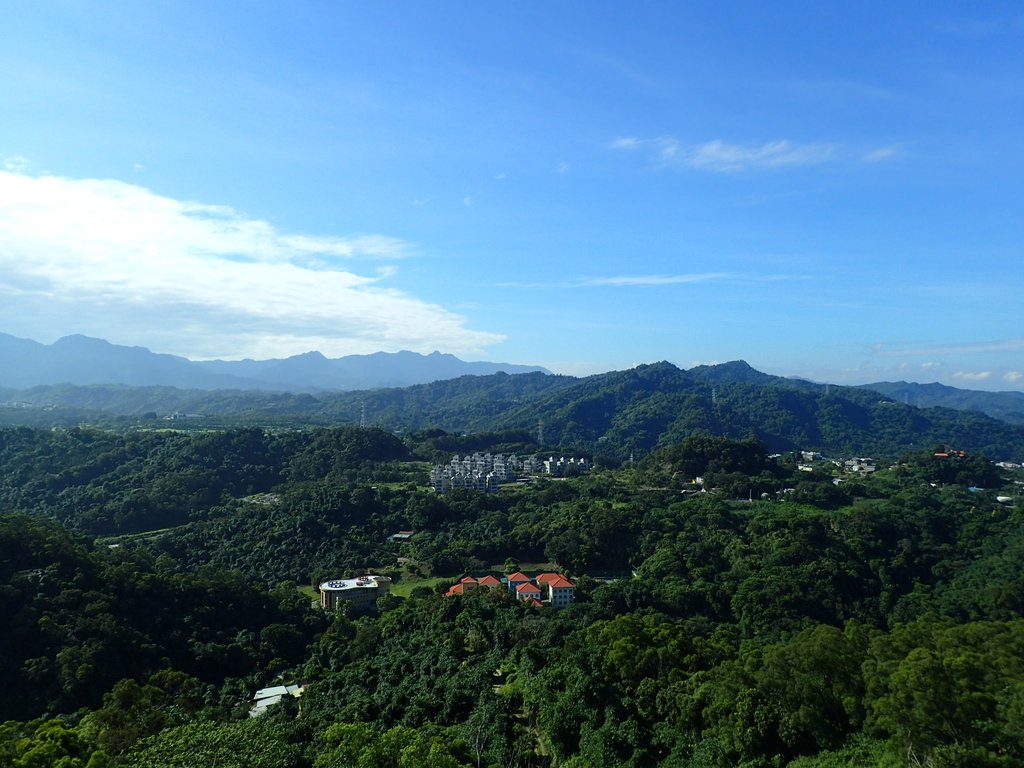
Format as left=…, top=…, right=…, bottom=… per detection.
left=445, top=573, right=502, bottom=597
left=515, top=581, right=541, bottom=602
left=444, top=571, right=576, bottom=608
left=538, top=573, right=576, bottom=608
left=506, top=572, right=532, bottom=592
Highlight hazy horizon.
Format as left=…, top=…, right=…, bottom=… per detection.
left=5, top=328, right=1024, bottom=394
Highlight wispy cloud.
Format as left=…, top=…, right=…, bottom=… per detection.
left=2, top=155, right=31, bottom=172
left=862, top=145, right=902, bottom=163
left=580, top=273, right=728, bottom=287
left=688, top=140, right=837, bottom=172
left=1005, top=371, right=1023, bottom=383
left=612, top=136, right=902, bottom=173
left=610, top=137, right=640, bottom=150
left=0, top=169, right=503, bottom=358
left=953, top=370, right=992, bottom=382
left=612, top=137, right=837, bottom=172
left=499, top=272, right=804, bottom=289
left=871, top=338, right=1024, bottom=357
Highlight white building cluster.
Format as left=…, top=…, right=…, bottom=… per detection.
left=543, top=455, right=589, bottom=476
left=430, top=452, right=540, bottom=493
left=431, top=452, right=592, bottom=492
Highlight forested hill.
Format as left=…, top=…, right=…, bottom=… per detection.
left=4, top=361, right=1024, bottom=460
left=862, top=380, right=1024, bottom=426
left=4, top=427, right=1024, bottom=767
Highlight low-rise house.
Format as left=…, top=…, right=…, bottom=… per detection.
left=506, top=571, right=532, bottom=593
left=515, top=581, right=542, bottom=602
left=844, top=457, right=877, bottom=474
left=445, top=574, right=502, bottom=597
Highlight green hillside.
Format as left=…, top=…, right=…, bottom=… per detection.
left=4, top=361, right=1024, bottom=461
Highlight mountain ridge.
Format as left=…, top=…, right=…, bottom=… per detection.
left=0, top=332, right=550, bottom=391
left=4, top=359, right=1024, bottom=462
left=860, top=380, right=1024, bottom=426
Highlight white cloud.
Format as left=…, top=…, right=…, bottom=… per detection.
left=581, top=273, right=729, bottom=287
left=499, top=271, right=803, bottom=290
left=687, top=140, right=836, bottom=172
left=1005, top=371, right=1023, bottom=383
left=556, top=161, right=570, bottom=174
left=953, top=370, right=992, bottom=382
left=0, top=169, right=503, bottom=359
left=3, top=155, right=31, bottom=172
left=609, top=137, right=640, bottom=150
left=874, top=338, right=1024, bottom=356
left=611, top=137, right=837, bottom=172
left=862, top=145, right=901, bottom=163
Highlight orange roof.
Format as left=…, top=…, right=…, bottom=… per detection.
left=516, top=582, right=540, bottom=594
left=524, top=597, right=544, bottom=607
left=477, top=575, right=502, bottom=586
left=445, top=583, right=466, bottom=596
left=507, top=572, right=531, bottom=582
left=547, top=575, right=575, bottom=589
left=536, top=572, right=561, bottom=584
left=459, top=576, right=478, bottom=584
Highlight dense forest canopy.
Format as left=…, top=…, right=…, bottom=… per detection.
left=1, top=422, right=1023, bottom=767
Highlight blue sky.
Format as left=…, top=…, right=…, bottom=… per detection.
left=1, top=2, right=1022, bottom=390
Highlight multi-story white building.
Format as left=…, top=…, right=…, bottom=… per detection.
left=319, top=575, right=392, bottom=613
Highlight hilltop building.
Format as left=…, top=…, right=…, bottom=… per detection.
left=319, top=575, right=391, bottom=613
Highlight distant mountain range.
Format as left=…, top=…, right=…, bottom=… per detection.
left=859, top=380, right=1024, bottom=427
left=0, top=333, right=549, bottom=391
left=3, top=355, right=1023, bottom=462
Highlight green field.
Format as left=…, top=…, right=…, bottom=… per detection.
left=296, top=584, right=319, bottom=601
left=389, top=575, right=451, bottom=598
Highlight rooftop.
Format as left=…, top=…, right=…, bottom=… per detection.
left=319, top=575, right=390, bottom=592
